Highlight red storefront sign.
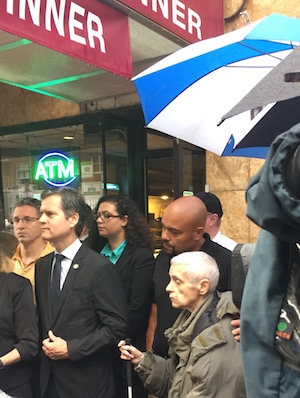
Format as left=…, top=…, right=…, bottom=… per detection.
left=119, top=0, right=223, bottom=43
left=0, top=0, right=132, bottom=78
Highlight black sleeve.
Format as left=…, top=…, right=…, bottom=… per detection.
left=125, top=248, right=155, bottom=341
left=13, top=277, right=39, bottom=361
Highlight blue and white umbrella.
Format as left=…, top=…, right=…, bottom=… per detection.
left=133, top=14, right=300, bottom=157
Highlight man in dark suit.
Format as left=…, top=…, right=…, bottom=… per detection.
left=35, top=188, right=128, bottom=398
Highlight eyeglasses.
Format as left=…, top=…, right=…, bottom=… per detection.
left=94, top=212, right=120, bottom=222
left=12, top=216, right=39, bottom=225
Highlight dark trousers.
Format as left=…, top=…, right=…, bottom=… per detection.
left=44, top=374, right=60, bottom=398
left=32, top=356, right=41, bottom=398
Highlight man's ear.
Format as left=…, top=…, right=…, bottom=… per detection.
left=69, top=212, right=79, bottom=229
left=194, top=226, right=204, bottom=241
left=210, top=213, right=219, bottom=225
left=198, top=279, right=210, bottom=296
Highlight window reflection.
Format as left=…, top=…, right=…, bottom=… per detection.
left=0, top=122, right=129, bottom=228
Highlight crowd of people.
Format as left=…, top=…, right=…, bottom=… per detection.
left=0, top=187, right=243, bottom=398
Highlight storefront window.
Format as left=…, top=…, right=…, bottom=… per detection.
left=0, top=121, right=128, bottom=230
left=145, top=132, right=206, bottom=252
left=182, top=148, right=206, bottom=194
left=146, top=156, right=173, bottom=253
left=104, top=125, right=128, bottom=196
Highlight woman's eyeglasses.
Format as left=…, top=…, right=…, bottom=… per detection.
left=94, top=212, right=120, bottom=222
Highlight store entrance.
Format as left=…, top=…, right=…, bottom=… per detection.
left=0, top=107, right=206, bottom=239
left=0, top=114, right=130, bottom=229
left=144, top=132, right=206, bottom=253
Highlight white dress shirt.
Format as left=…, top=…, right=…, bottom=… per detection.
left=212, top=230, right=237, bottom=252
left=52, top=238, right=82, bottom=289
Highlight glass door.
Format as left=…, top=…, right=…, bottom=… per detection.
left=146, top=156, right=173, bottom=253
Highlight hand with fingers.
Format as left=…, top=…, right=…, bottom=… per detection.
left=42, top=330, right=69, bottom=360
left=231, top=318, right=241, bottom=342
left=118, top=340, right=144, bottom=366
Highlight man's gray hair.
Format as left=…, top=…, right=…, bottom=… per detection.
left=170, top=251, right=220, bottom=293
left=13, top=197, right=41, bottom=216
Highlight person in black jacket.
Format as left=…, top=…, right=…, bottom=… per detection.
left=95, top=195, right=155, bottom=398
left=148, top=195, right=233, bottom=357
left=35, top=188, right=128, bottom=398
left=0, top=232, right=39, bottom=398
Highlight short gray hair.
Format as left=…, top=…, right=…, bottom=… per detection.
left=170, top=251, right=220, bottom=293
left=13, top=197, right=41, bottom=216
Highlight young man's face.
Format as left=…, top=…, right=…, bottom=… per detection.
left=39, top=194, right=77, bottom=248
left=13, top=205, right=42, bottom=245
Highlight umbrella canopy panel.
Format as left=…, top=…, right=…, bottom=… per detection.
left=133, top=14, right=300, bottom=156
left=221, top=45, right=300, bottom=122
left=236, top=96, right=300, bottom=150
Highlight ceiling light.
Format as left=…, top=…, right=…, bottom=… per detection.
left=64, top=135, right=74, bottom=140
left=161, top=195, right=169, bottom=200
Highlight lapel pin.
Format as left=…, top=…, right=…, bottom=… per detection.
left=73, top=264, right=79, bottom=270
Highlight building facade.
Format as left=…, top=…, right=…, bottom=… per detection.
left=0, top=0, right=299, bottom=247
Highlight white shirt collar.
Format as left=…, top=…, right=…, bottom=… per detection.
left=55, top=238, right=82, bottom=262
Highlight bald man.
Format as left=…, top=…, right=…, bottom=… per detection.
left=151, top=196, right=232, bottom=357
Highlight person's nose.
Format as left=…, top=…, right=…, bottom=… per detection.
left=39, top=214, right=46, bottom=223
left=96, top=215, right=104, bottom=224
left=166, top=281, right=172, bottom=293
left=161, top=227, right=169, bottom=241
left=15, top=219, right=25, bottom=228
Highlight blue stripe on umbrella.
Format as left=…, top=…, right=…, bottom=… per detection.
left=246, top=14, right=300, bottom=41
left=221, top=135, right=269, bottom=158
left=134, top=40, right=292, bottom=125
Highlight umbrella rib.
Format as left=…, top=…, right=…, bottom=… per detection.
left=226, top=65, right=277, bottom=68
left=237, top=40, right=296, bottom=60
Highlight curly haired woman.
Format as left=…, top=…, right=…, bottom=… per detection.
left=95, top=195, right=155, bottom=398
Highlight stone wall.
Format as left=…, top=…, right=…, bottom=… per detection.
left=0, top=83, right=80, bottom=127
left=208, top=0, right=300, bottom=244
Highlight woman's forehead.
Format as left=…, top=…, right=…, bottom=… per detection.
left=98, top=201, right=116, bottom=210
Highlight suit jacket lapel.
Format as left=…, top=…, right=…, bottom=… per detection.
left=115, top=243, right=131, bottom=273
left=52, top=245, right=87, bottom=323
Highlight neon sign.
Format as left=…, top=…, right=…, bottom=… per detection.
left=34, top=152, right=77, bottom=187
left=102, top=183, right=119, bottom=191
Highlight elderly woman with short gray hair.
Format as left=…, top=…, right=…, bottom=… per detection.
left=119, top=251, right=246, bottom=398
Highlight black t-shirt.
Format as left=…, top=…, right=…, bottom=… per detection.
left=152, top=233, right=231, bottom=357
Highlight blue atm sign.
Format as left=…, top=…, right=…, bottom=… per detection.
left=34, top=152, right=77, bottom=187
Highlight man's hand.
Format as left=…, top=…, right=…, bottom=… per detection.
left=42, top=330, right=69, bottom=360
left=231, top=318, right=241, bottom=342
